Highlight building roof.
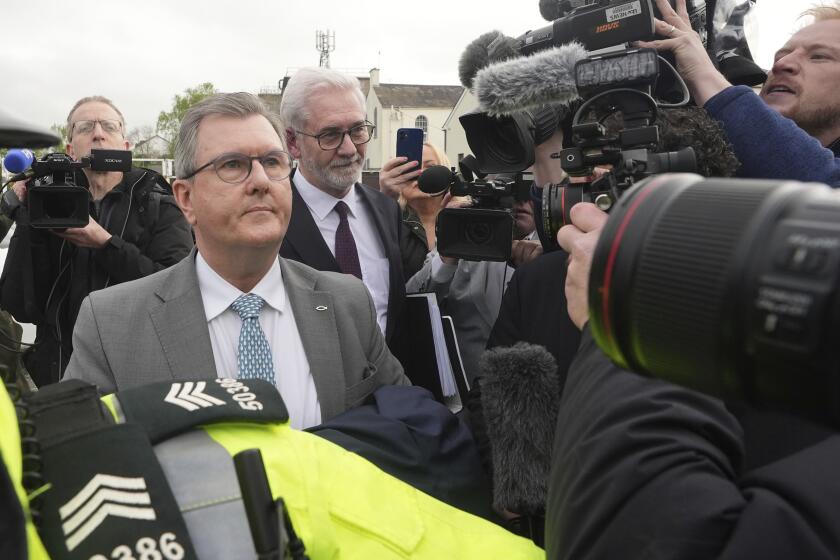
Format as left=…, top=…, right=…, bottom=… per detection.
left=373, top=84, right=464, bottom=109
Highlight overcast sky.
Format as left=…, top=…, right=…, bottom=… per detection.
left=0, top=0, right=815, bottom=135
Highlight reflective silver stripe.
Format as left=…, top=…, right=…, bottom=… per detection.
left=154, top=430, right=256, bottom=560
left=110, top=395, right=126, bottom=424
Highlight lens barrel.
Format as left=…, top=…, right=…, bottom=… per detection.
left=589, top=173, right=840, bottom=428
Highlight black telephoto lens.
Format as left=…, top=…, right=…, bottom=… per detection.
left=589, top=173, right=840, bottom=429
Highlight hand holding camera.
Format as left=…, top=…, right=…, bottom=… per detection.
left=557, top=202, right=608, bottom=330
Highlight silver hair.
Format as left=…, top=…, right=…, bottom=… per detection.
left=66, top=95, right=126, bottom=141
left=175, top=92, right=284, bottom=179
left=279, top=67, right=366, bottom=131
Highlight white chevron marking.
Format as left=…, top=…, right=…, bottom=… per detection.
left=164, top=381, right=226, bottom=411
left=59, top=474, right=147, bottom=519
left=65, top=503, right=156, bottom=551
left=62, top=488, right=151, bottom=535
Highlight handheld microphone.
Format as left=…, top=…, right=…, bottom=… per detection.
left=4, top=149, right=37, bottom=182
left=474, top=42, right=587, bottom=116
left=3, top=149, right=35, bottom=174
left=417, top=165, right=457, bottom=195
left=479, top=343, right=560, bottom=515
left=458, top=30, right=521, bottom=90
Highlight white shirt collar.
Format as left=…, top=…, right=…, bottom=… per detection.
left=293, top=170, right=361, bottom=221
left=195, top=251, right=287, bottom=322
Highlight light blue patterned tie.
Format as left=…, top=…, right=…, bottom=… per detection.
left=230, top=293, right=275, bottom=385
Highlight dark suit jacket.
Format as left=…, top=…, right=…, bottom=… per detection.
left=280, top=170, right=405, bottom=347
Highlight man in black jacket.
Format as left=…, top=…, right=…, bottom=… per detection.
left=0, top=95, right=193, bottom=386
left=548, top=201, right=840, bottom=559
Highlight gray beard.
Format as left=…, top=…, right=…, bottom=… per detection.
left=299, top=155, right=362, bottom=195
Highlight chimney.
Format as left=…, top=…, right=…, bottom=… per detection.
left=369, top=68, right=380, bottom=87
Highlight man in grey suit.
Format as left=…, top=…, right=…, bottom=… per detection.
left=64, top=92, right=409, bottom=429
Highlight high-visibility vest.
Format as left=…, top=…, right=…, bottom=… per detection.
left=5, top=376, right=543, bottom=559
left=0, top=381, right=50, bottom=560
left=101, top=390, right=544, bottom=559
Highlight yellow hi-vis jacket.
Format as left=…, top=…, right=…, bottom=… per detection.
left=100, top=394, right=545, bottom=560
left=0, top=381, right=50, bottom=560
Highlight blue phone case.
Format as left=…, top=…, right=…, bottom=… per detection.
left=396, top=128, right=424, bottom=168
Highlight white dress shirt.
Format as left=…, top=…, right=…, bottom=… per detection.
left=195, top=252, right=322, bottom=430
left=293, top=172, right=390, bottom=334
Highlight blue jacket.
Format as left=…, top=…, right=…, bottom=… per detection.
left=704, top=85, right=840, bottom=187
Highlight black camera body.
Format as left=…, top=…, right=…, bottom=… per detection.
left=418, top=157, right=532, bottom=262
left=18, top=149, right=131, bottom=228
left=520, top=0, right=656, bottom=54
left=540, top=47, right=696, bottom=245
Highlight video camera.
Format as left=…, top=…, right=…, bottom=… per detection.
left=540, top=47, right=697, bottom=244
left=417, top=156, right=532, bottom=261
left=2, top=148, right=132, bottom=228
left=589, top=173, right=840, bottom=430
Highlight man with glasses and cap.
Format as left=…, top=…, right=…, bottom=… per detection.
left=279, top=68, right=406, bottom=352
left=0, top=95, right=193, bottom=387
left=64, top=92, right=409, bottom=428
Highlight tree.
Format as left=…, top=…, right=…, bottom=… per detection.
left=156, top=82, right=218, bottom=158
left=126, top=125, right=157, bottom=158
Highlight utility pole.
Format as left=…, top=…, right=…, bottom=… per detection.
left=315, top=30, right=336, bottom=68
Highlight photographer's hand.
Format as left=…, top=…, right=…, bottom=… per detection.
left=511, top=239, right=543, bottom=267
left=379, top=156, right=421, bottom=200
left=557, top=203, right=608, bottom=330
left=637, top=0, right=732, bottom=106
left=12, top=181, right=27, bottom=203
left=53, top=218, right=112, bottom=249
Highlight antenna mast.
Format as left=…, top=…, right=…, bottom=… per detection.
left=315, top=30, right=336, bottom=68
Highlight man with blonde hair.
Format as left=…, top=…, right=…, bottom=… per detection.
left=641, top=0, right=840, bottom=185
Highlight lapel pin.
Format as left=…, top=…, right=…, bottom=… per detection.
left=315, top=305, right=328, bottom=311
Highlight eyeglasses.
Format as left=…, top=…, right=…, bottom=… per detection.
left=295, top=122, right=375, bottom=150
left=181, top=150, right=293, bottom=184
left=71, top=119, right=123, bottom=137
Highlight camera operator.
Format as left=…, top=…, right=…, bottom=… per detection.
left=0, top=96, right=193, bottom=386
left=405, top=182, right=543, bottom=384
left=546, top=196, right=840, bottom=559
left=640, top=0, right=840, bottom=185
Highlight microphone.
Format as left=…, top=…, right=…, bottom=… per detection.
left=474, top=42, right=587, bottom=116
left=479, top=343, right=560, bottom=515
left=458, top=30, right=521, bottom=90
left=417, top=165, right=456, bottom=195
left=3, top=149, right=35, bottom=180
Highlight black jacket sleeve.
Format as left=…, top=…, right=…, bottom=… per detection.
left=0, top=210, right=52, bottom=323
left=92, top=196, right=193, bottom=284
left=545, top=327, right=840, bottom=560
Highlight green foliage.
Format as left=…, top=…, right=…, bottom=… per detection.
left=156, top=82, right=218, bottom=158
left=44, top=123, right=67, bottom=155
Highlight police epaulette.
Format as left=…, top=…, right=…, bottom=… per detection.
left=105, top=378, right=289, bottom=444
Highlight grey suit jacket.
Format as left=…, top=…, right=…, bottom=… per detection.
left=64, top=251, right=410, bottom=421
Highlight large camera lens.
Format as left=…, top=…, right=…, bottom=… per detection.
left=589, top=173, right=840, bottom=428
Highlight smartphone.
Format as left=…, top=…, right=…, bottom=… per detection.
left=396, top=128, right=424, bottom=173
